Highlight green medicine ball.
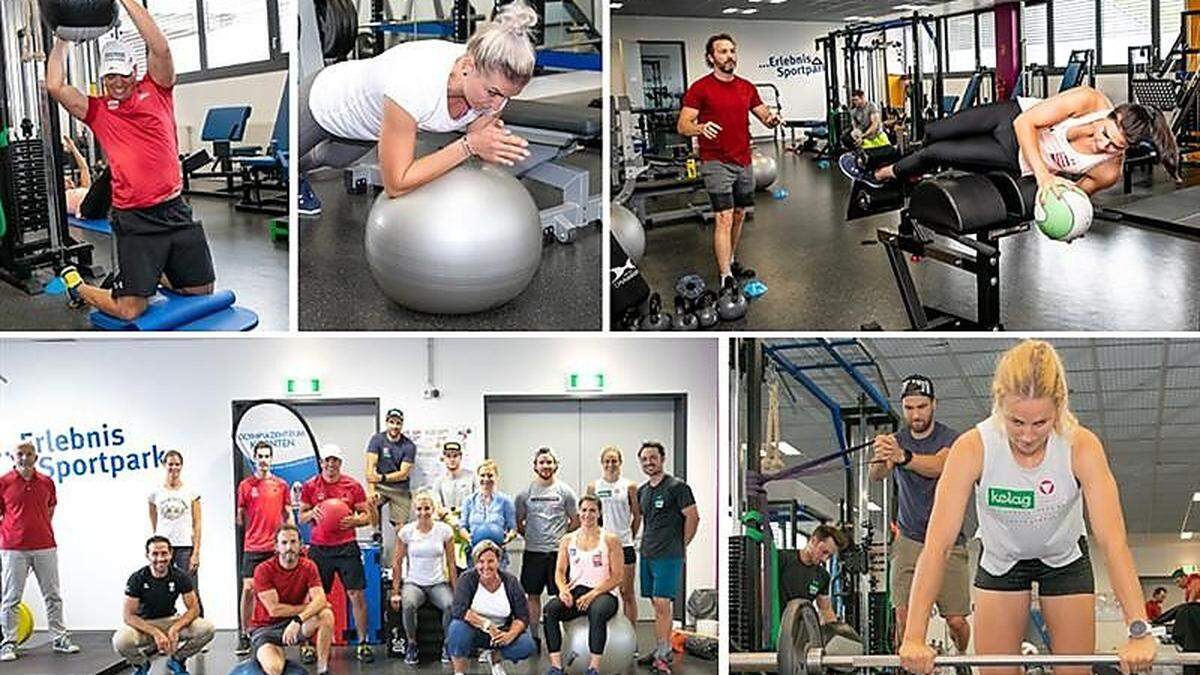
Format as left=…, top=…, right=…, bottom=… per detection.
left=1034, top=183, right=1094, bottom=242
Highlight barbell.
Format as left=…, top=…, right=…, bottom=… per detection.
left=729, top=600, right=1200, bottom=675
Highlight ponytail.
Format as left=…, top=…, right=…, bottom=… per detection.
left=1112, top=103, right=1181, bottom=181
left=466, top=1, right=537, bottom=86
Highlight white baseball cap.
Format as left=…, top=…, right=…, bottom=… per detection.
left=99, top=40, right=135, bottom=78
left=320, top=444, right=345, bottom=462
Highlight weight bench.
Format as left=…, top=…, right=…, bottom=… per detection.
left=874, top=170, right=1036, bottom=331
left=90, top=288, right=259, bottom=331
left=234, top=86, right=289, bottom=216
left=182, top=105, right=255, bottom=198
left=67, top=216, right=115, bottom=271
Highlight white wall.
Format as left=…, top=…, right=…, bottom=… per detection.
left=612, top=16, right=839, bottom=138
left=174, top=69, right=289, bottom=154
left=0, top=337, right=719, bottom=631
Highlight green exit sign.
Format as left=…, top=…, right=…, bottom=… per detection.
left=566, top=371, right=605, bottom=391
left=286, top=377, right=322, bottom=396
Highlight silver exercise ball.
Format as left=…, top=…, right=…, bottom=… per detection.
left=752, top=151, right=778, bottom=190
left=610, top=203, right=645, bottom=264
left=562, top=614, right=638, bottom=675
left=364, top=162, right=542, bottom=314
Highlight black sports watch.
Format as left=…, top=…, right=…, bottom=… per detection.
left=899, top=449, right=914, bottom=466
left=1128, top=619, right=1150, bottom=639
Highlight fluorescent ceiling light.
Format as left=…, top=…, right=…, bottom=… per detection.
left=768, top=0, right=787, bottom=3
left=1193, top=491, right=1200, bottom=502
left=741, top=8, right=758, bottom=13
left=723, top=7, right=740, bottom=13
left=868, top=501, right=882, bottom=512
left=610, top=1, right=622, bottom=7
left=1182, top=532, right=1194, bottom=540
left=844, top=15, right=862, bottom=20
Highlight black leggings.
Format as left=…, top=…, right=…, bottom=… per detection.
left=892, top=101, right=1022, bottom=179
left=543, top=586, right=619, bottom=655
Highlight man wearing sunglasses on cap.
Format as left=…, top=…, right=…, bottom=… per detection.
left=870, top=375, right=971, bottom=667
left=366, top=408, right=418, bottom=528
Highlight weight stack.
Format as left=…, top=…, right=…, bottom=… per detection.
left=728, top=535, right=756, bottom=651
left=0, top=139, right=51, bottom=252
left=867, top=591, right=891, bottom=655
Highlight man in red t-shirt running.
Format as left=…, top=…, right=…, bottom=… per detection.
left=300, top=444, right=374, bottom=662
left=250, top=524, right=334, bottom=675
left=1173, top=568, right=1200, bottom=603
left=236, top=441, right=294, bottom=656
left=0, top=442, right=80, bottom=661
left=46, top=0, right=216, bottom=322
left=677, top=34, right=780, bottom=293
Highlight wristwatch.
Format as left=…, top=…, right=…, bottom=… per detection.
left=899, top=449, right=914, bottom=466
left=1128, top=619, right=1150, bottom=639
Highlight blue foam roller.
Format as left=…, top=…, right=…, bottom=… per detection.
left=90, top=289, right=238, bottom=331
left=178, top=306, right=259, bottom=331
left=67, top=216, right=113, bottom=235
left=228, top=658, right=307, bottom=675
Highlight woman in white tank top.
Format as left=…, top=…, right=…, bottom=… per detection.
left=587, top=446, right=642, bottom=627
left=543, top=496, right=624, bottom=675
left=899, top=340, right=1157, bottom=675
left=840, top=87, right=1179, bottom=197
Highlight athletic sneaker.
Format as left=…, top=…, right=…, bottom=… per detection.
left=0, top=645, right=16, bottom=662
left=165, top=657, right=189, bottom=675
left=298, top=177, right=323, bottom=216
left=300, top=644, right=317, bottom=664
left=730, top=260, right=757, bottom=280
left=132, top=665, right=150, bottom=675
left=480, top=648, right=493, bottom=662
left=491, top=661, right=508, bottom=675
left=59, top=265, right=85, bottom=309
left=235, top=633, right=252, bottom=656
left=441, top=645, right=451, bottom=663
left=651, top=657, right=672, bottom=675
left=357, top=644, right=375, bottom=663
left=405, top=642, right=419, bottom=665
left=838, top=152, right=883, bottom=188
left=637, top=652, right=657, bottom=667
left=52, top=636, right=81, bottom=654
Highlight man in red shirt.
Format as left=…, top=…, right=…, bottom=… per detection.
left=236, top=441, right=294, bottom=656
left=299, top=444, right=373, bottom=662
left=677, top=33, right=780, bottom=293
left=1146, top=586, right=1167, bottom=621
left=46, top=0, right=216, bottom=321
left=1173, top=569, right=1200, bottom=603
left=0, top=442, right=80, bottom=661
left=251, top=524, right=334, bottom=675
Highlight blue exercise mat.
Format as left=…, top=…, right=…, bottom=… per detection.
left=89, top=289, right=258, bottom=331
left=67, top=216, right=112, bottom=235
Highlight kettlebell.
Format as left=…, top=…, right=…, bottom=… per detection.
left=717, top=277, right=749, bottom=321
left=671, top=295, right=699, bottom=331
left=639, top=293, right=672, bottom=331
left=694, top=290, right=719, bottom=328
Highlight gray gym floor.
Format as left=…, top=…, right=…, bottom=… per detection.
left=298, top=153, right=602, bottom=332
left=633, top=141, right=1200, bottom=331
left=0, top=189, right=289, bottom=332
left=7, top=631, right=122, bottom=674
left=67, top=628, right=716, bottom=675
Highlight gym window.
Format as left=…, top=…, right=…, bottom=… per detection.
left=1160, top=0, right=1185, bottom=57
left=1052, top=0, right=1097, bottom=67
left=116, top=0, right=288, bottom=84
left=945, top=13, right=977, bottom=73
left=978, top=11, right=996, bottom=68
left=1100, top=0, right=1152, bottom=66
left=1022, top=2, right=1048, bottom=67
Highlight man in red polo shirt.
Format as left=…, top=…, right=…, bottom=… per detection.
left=677, top=33, right=780, bottom=293
left=45, top=0, right=215, bottom=321
left=251, top=524, right=334, bottom=675
left=236, top=441, right=294, bottom=656
left=1173, top=568, right=1200, bottom=603
left=0, top=442, right=80, bottom=661
left=299, top=444, right=373, bottom=663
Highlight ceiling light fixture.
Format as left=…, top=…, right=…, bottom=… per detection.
left=1182, top=532, right=1194, bottom=540
left=723, top=7, right=740, bottom=13
left=778, top=441, right=801, bottom=456
left=741, top=8, right=758, bottom=13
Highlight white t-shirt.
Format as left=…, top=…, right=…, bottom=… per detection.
left=471, top=581, right=511, bottom=625
left=149, top=484, right=199, bottom=547
left=434, top=469, right=476, bottom=514
left=309, top=40, right=483, bottom=142
left=593, top=476, right=635, bottom=547
left=399, top=521, right=453, bottom=586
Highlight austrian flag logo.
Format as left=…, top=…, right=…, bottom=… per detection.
left=1038, top=479, right=1055, bottom=495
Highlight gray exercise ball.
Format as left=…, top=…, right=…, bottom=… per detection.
left=610, top=202, right=645, bottom=264
left=752, top=151, right=778, bottom=190
left=562, top=614, right=637, bottom=674
left=364, top=162, right=542, bottom=314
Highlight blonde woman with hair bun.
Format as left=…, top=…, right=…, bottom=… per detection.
left=898, top=340, right=1156, bottom=675
left=298, top=2, right=539, bottom=212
